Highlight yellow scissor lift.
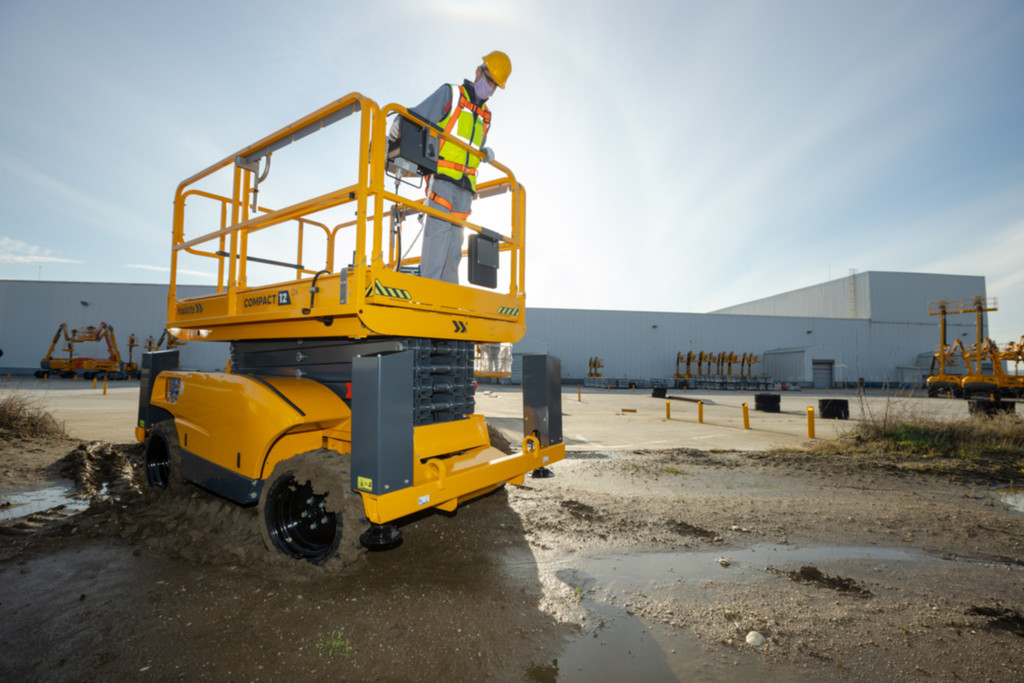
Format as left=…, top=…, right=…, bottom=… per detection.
left=137, top=93, right=564, bottom=564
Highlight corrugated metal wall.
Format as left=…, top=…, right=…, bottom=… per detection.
left=520, top=309, right=945, bottom=385
left=712, top=271, right=986, bottom=326
left=711, top=272, right=871, bottom=319
left=866, top=272, right=987, bottom=325
left=525, top=296, right=955, bottom=387
left=0, top=281, right=230, bottom=373
left=761, top=349, right=807, bottom=383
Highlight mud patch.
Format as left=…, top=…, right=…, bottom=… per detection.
left=48, top=440, right=144, bottom=500
left=565, top=451, right=614, bottom=460
left=0, top=504, right=83, bottom=535
left=487, top=422, right=515, bottom=454
left=967, top=605, right=1024, bottom=638
left=0, top=440, right=350, bottom=573
left=778, top=565, right=872, bottom=597
left=560, top=499, right=604, bottom=522
left=666, top=519, right=717, bottom=539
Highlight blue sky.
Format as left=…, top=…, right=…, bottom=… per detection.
left=2, top=0, right=1023, bottom=341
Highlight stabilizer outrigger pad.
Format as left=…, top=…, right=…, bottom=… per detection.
left=530, top=467, right=555, bottom=479
left=360, top=523, right=403, bottom=550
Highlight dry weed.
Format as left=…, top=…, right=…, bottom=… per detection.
left=0, top=393, right=67, bottom=439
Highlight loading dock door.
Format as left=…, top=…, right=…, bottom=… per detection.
left=812, top=360, right=833, bottom=389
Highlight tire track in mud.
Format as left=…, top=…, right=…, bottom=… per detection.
left=1, top=441, right=353, bottom=572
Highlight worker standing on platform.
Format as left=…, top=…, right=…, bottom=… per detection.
left=392, top=51, right=511, bottom=283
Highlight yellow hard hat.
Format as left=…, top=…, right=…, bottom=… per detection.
left=481, top=50, right=511, bottom=88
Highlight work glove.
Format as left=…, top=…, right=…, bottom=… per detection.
left=387, top=117, right=401, bottom=142
left=481, top=146, right=494, bottom=164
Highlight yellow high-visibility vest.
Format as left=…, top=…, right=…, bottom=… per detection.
left=436, top=84, right=490, bottom=191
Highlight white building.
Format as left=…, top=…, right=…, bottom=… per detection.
left=518, top=271, right=985, bottom=388
left=0, top=271, right=987, bottom=388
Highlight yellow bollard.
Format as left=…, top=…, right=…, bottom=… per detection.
left=666, top=400, right=671, bottom=420
left=698, top=401, right=704, bottom=424
left=742, top=402, right=750, bottom=429
left=74, top=374, right=78, bottom=382
left=807, top=407, right=815, bottom=439
left=578, top=386, right=581, bottom=402
left=93, top=377, right=97, bottom=389
left=103, top=376, right=108, bottom=396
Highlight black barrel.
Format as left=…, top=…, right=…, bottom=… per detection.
left=754, top=393, right=781, bottom=413
left=818, top=398, right=849, bottom=420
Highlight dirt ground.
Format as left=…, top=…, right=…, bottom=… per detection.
left=1, top=387, right=1023, bottom=681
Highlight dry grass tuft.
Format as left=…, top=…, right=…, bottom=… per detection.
left=830, top=398, right=1023, bottom=458
left=0, top=393, right=67, bottom=439
left=803, top=397, right=1024, bottom=479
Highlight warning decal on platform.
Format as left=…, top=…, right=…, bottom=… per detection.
left=365, top=279, right=411, bottom=300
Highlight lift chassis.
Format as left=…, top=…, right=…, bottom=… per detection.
left=137, top=93, right=564, bottom=564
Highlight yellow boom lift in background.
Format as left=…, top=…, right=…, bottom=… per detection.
left=36, top=322, right=138, bottom=380
left=136, top=93, right=564, bottom=564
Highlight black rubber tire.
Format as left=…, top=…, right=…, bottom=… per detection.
left=818, top=399, right=850, bottom=420
left=962, top=382, right=999, bottom=399
left=754, top=393, right=780, bottom=413
left=258, top=449, right=367, bottom=566
left=144, top=420, right=183, bottom=489
left=968, top=399, right=1016, bottom=417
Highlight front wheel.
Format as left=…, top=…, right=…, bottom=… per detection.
left=144, top=420, right=183, bottom=489
left=258, top=449, right=366, bottom=566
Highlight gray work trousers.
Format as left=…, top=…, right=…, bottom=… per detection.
left=421, top=176, right=472, bottom=283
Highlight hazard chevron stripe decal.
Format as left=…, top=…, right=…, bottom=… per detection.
left=365, top=279, right=411, bottom=300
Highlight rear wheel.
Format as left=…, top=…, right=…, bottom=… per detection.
left=144, top=420, right=183, bottom=489
left=259, top=449, right=366, bottom=566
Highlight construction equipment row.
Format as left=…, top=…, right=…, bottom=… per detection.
left=926, top=297, right=1024, bottom=398
left=35, top=323, right=184, bottom=380
left=674, top=351, right=760, bottom=378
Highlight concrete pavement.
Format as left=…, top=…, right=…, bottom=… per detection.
left=1, top=376, right=977, bottom=451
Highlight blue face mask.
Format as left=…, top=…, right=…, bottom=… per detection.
left=474, top=75, right=495, bottom=100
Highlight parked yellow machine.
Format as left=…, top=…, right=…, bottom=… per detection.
left=144, top=330, right=186, bottom=352
left=137, top=93, right=564, bottom=564
left=927, top=297, right=1023, bottom=400
left=36, top=322, right=138, bottom=379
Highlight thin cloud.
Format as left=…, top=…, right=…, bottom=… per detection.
left=126, top=263, right=212, bottom=278
left=0, top=236, right=82, bottom=264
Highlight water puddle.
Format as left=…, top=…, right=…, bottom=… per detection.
left=540, top=544, right=929, bottom=681
left=995, top=486, right=1024, bottom=513
left=0, top=482, right=91, bottom=521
